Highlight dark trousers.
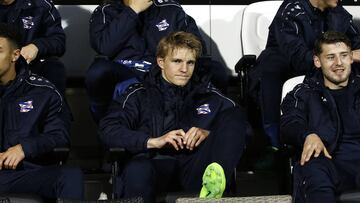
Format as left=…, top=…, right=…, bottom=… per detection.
left=293, top=156, right=360, bottom=203
left=251, top=52, right=299, bottom=148
left=0, top=165, right=84, bottom=200
left=30, top=58, right=67, bottom=96
left=85, top=58, right=137, bottom=123
left=118, top=107, right=247, bottom=203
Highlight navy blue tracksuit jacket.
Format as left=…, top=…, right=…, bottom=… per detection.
left=281, top=70, right=360, bottom=202
left=249, top=0, right=360, bottom=144
left=281, top=70, right=360, bottom=154
left=0, top=59, right=71, bottom=163
left=0, top=59, right=83, bottom=200
left=98, top=67, right=247, bottom=202
left=259, top=0, right=360, bottom=75
left=0, top=0, right=66, bottom=60
left=89, top=0, right=205, bottom=63
left=98, top=67, right=237, bottom=153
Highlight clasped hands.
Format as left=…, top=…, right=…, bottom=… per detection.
left=147, top=127, right=210, bottom=151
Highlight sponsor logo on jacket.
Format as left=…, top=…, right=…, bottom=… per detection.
left=19, top=100, right=34, bottom=112
left=156, top=19, right=169, bottom=31
left=196, top=104, right=211, bottom=115
left=22, top=16, right=34, bottom=29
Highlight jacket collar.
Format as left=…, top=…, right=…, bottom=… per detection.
left=306, top=68, right=360, bottom=93
left=2, top=57, right=30, bottom=97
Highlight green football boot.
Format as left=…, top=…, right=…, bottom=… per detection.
left=199, top=162, right=226, bottom=198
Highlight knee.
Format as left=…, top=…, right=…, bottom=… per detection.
left=56, top=167, right=84, bottom=199
left=86, top=59, right=114, bottom=86
left=213, top=107, right=248, bottom=144
left=300, top=158, right=337, bottom=190
left=121, top=158, right=155, bottom=190
left=122, top=158, right=154, bottom=181
left=59, top=167, right=84, bottom=186
left=217, top=107, right=247, bottom=133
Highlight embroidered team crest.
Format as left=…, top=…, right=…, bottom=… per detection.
left=22, top=16, right=34, bottom=29
left=196, top=104, right=211, bottom=115
left=19, top=101, right=33, bottom=112
left=156, top=19, right=169, bottom=31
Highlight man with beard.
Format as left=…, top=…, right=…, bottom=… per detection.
left=281, top=31, right=360, bottom=202
left=250, top=0, right=360, bottom=168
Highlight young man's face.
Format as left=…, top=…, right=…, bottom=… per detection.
left=157, top=47, right=196, bottom=87
left=0, top=37, right=19, bottom=83
left=314, top=42, right=353, bottom=89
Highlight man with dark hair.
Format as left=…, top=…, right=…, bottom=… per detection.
left=0, top=0, right=67, bottom=95
left=250, top=0, right=360, bottom=163
left=86, top=0, right=228, bottom=123
left=99, top=31, right=247, bottom=202
left=281, top=31, right=360, bottom=202
left=0, top=23, right=83, bottom=200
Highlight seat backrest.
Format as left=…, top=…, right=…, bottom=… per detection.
left=56, top=5, right=97, bottom=78
left=281, top=75, right=305, bottom=103
left=241, top=1, right=282, bottom=57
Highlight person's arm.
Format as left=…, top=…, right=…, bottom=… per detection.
left=99, top=88, right=151, bottom=153
left=29, top=1, right=66, bottom=59
left=89, top=2, right=149, bottom=57
left=271, top=4, right=314, bottom=73
left=280, top=84, right=314, bottom=148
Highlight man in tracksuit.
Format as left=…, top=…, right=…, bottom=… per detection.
left=99, top=32, right=247, bottom=202
left=251, top=0, right=360, bottom=154
left=281, top=31, right=360, bottom=203
left=0, top=23, right=83, bottom=200
left=0, top=0, right=67, bottom=95
left=86, top=0, right=228, bottom=123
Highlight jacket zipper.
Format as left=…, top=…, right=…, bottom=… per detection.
left=324, top=90, right=341, bottom=153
